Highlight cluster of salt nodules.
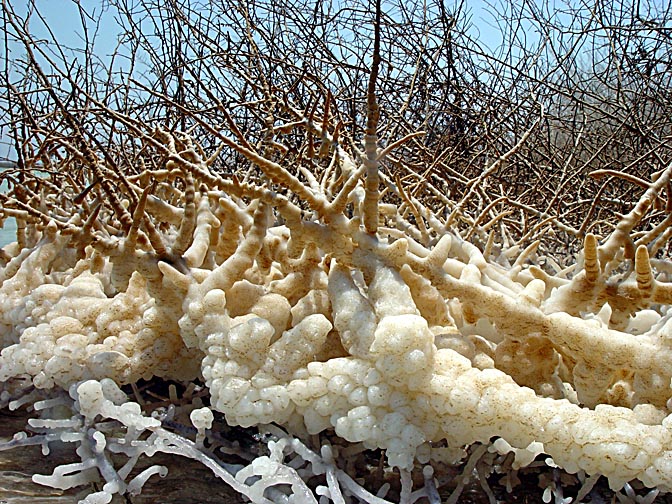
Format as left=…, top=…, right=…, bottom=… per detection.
left=0, top=241, right=200, bottom=388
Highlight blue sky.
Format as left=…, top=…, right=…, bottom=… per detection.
left=0, top=0, right=508, bottom=161
left=3, top=0, right=507, bottom=66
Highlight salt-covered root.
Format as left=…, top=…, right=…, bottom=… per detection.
left=73, top=379, right=160, bottom=429
left=24, top=380, right=166, bottom=503
left=21, top=376, right=315, bottom=504
left=203, top=312, right=332, bottom=427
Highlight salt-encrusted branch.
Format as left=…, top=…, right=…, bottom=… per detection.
left=183, top=190, right=220, bottom=268
left=362, top=0, right=383, bottom=235
left=598, top=162, right=672, bottom=270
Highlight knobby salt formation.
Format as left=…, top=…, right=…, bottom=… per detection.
left=2, top=1, right=672, bottom=501
left=2, top=118, right=672, bottom=502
